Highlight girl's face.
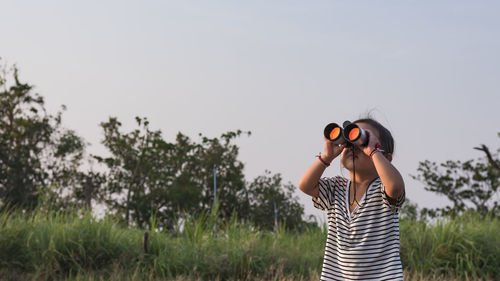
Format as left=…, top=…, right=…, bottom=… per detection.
left=340, top=122, right=380, bottom=173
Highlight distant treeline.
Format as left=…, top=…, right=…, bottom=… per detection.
left=0, top=61, right=310, bottom=231
left=1, top=60, right=499, bottom=232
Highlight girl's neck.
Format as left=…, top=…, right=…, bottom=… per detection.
left=349, top=170, right=379, bottom=187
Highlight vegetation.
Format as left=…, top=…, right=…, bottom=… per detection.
left=0, top=61, right=312, bottom=231
left=0, top=64, right=86, bottom=211
left=0, top=208, right=498, bottom=281
left=1, top=61, right=499, bottom=280
left=412, top=134, right=500, bottom=218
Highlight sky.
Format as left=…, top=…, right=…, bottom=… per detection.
left=1, top=0, right=499, bottom=222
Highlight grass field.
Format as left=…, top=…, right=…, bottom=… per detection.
left=0, top=209, right=498, bottom=280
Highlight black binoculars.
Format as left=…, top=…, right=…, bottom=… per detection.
left=323, top=121, right=370, bottom=147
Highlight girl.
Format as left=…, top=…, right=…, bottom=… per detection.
left=298, top=118, right=406, bottom=281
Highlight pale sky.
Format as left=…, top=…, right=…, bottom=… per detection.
left=1, top=0, right=499, bottom=222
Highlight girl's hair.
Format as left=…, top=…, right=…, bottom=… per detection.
left=353, top=118, right=394, bottom=155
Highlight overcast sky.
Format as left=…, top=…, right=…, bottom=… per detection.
left=1, top=0, right=499, bottom=221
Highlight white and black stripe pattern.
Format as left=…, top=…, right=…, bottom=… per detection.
left=312, top=176, right=405, bottom=281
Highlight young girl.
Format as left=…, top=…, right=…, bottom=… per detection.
left=299, top=118, right=406, bottom=281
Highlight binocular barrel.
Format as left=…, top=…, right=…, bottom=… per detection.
left=323, top=122, right=369, bottom=147
left=323, top=123, right=345, bottom=145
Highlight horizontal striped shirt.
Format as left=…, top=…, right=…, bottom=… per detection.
left=313, top=176, right=405, bottom=281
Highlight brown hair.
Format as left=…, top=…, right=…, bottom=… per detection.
left=353, top=118, right=394, bottom=155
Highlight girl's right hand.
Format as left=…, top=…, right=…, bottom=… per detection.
left=322, top=137, right=346, bottom=163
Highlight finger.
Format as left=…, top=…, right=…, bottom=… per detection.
left=335, top=143, right=346, bottom=152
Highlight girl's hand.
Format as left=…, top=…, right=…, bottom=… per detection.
left=322, top=137, right=346, bottom=163
left=362, top=128, right=381, bottom=157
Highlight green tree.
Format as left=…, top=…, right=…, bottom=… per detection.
left=412, top=134, right=500, bottom=217
left=41, top=130, right=106, bottom=211
left=95, top=116, right=254, bottom=229
left=95, top=117, right=182, bottom=228
left=95, top=116, right=315, bottom=230
left=0, top=63, right=86, bottom=211
left=247, top=171, right=309, bottom=231
left=179, top=130, right=251, bottom=221
left=398, top=198, right=420, bottom=221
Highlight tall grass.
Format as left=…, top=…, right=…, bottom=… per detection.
left=0, top=208, right=498, bottom=280
left=400, top=213, right=500, bottom=280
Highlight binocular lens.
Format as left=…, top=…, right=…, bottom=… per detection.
left=330, top=127, right=341, bottom=140
left=348, top=128, right=360, bottom=141
left=324, top=123, right=345, bottom=144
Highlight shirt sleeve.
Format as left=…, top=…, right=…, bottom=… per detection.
left=312, top=177, right=340, bottom=211
left=380, top=181, right=405, bottom=213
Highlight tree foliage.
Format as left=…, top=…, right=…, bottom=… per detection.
left=178, top=130, right=251, bottom=221
left=0, top=63, right=87, bottom=211
left=94, top=116, right=313, bottom=230
left=0, top=62, right=311, bottom=230
left=412, top=135, right=500, bottom=218
left=247, top=170, right=311, bottom=230
left=95, top=116, right=195, bottom=229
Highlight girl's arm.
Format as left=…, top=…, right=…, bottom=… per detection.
left=371, top=152, right=405, bottom=198
left=298, top=138, right=346, bottom=197
left=362, top=130, right=405, bottom=199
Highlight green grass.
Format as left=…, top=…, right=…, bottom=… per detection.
left=0, top=209, right=498, bottom=280
left=400, top=213, right=500, bottom=280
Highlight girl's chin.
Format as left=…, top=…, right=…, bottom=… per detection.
left=341, top=157, right=364, bottom=166
left=341, top=160, right=372, bottom=171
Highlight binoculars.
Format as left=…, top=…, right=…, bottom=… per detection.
left=324, top=121, right=369, bottom=147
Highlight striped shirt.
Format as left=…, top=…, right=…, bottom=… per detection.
left=312, top=176, right=405, bottom=281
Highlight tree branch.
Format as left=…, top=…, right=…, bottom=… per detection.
left=474, top=144, right=500, bottom=172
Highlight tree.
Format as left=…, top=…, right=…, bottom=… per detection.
left=178, top=130, right=252, bottom=221
left=412, top=134, right=500, bottom=217
left=95, top=117, right=182, bottom=228
left=247, top=171, right=309, bottom=231
left=398, top=198, right=420, bottom=221
left=0, top=62, right=86, bottom=211
left=95, top=115, right=317, bottom=230
left=95, top=116, right=255, bottom=229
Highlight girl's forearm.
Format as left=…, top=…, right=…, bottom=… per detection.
left=298, top=156, right=332, bottom=197
left=300, top=140, right=345, bottom=198
left=371, top=152, right=405, bottom=198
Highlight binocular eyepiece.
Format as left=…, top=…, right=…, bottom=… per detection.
left=324, top=121, right=369, bottom=147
